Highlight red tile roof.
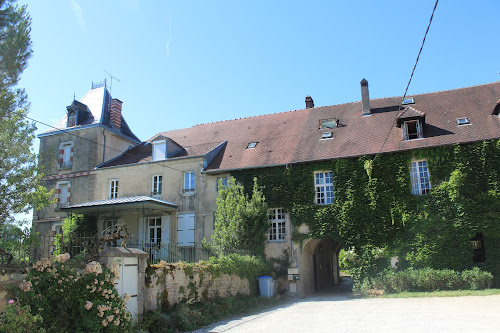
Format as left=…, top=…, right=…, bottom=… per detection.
left=106, top=81, right=500, bottom=172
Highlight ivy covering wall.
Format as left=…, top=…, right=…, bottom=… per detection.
left=232, top=140, right=500, bottom=285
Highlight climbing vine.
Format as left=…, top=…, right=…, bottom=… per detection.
left=232, top=140, right=500, bottom=285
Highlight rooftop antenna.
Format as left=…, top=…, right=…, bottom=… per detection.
left=104, top=70, right=120, bottom=94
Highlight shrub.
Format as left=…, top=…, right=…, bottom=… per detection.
left=0, top=302, right=45, bottom=333
left=16, top=254, right=133, bottom=332
left=364, top=267, right=493, bottom=294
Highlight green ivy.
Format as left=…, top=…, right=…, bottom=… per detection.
left=232, top=140, right=500, bottom=286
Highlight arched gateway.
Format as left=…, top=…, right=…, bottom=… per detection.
left=299, top=239, right=342, bottom=295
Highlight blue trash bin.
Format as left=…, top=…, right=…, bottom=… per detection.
left=257, top=276, right=274, bottom=297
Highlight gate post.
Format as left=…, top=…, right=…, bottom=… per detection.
left=98, top=247, right=148, bottom=321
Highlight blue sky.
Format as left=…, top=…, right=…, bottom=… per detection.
left=14, top=0, right=500, bottom=222
left=18, top=0, right=500, bottom=143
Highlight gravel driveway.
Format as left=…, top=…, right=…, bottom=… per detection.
left=196, top=281, right=500, bottom=333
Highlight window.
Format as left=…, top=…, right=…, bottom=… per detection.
left=58, top=141, right=73, bottom=169
left=410, top=160, right=431, bottom=195
left=403, top=120, right=423, bottom=140
left=315, top=171, right=334, bottom=204
left=61, top=143, right=72, bottom=168
left=457, top=117, right=470, bottom=126
left=216, top=177, right=228, bottom=191
left=321, top=132, right=333, bottom=139
left=319, top=118, right=338, bottom=129
left=247, top=142, right=258, bottom=149
left=148, top=218, right=162, bottom=244
left=152, top=175, right=162, bottom=197
left=268, top=208, right=286, bottom=241
left=67, top=111, right=76, bottom=127
left=402, top=97, right=415, bottom=105
left=55, top=181, right=70, bottom=209
left=184, top=172, right=195, bottom=192
left=152, top=140, right=167, bottom=161
left=471, top=232, right=485, bottom=263
left=109, top=180, right=119, bottom=199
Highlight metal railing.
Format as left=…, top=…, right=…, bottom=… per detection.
left=127, top=243, right=212, bottom=264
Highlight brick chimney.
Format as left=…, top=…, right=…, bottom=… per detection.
left=360, top=79, right=371, bottom=116
left=305, top=95, right=314, bottom=109
left=110, top=98, right=123, bottom=129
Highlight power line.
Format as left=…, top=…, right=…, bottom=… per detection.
left=372, top=0, right=439, bottom=163
left=25, top=115, right=219, bottom=184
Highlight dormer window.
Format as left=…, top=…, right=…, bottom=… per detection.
left=319, top=118, right=338, bottom=129
left=152, top=140, right=167, bottom=161
left=396, top=106, right=426, bottom=141
left=403, top=120, right=423, bottom=140
left=67, top=111, right=76, bottom=127
left=247, top=142, right=258, bottom=149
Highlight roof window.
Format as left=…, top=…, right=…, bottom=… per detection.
left=247, top=142, right=258, bottom=149
left=319, top=118, right=338, bottom=129
left=402, top=97, right=415, bottom=105
left=456, top=117, right=470, bottom=126
left=321, top=132, right=333, bottom=139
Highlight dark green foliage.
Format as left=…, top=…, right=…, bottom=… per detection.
left=365, top=267, right=493, bottom=294
left=139, top=295, right=284, bottom=332
left=206, top=177, right=268, bottom=256
left=232, top=140, right=500, bottom=286
left=0, top=0, right=52, bottom=226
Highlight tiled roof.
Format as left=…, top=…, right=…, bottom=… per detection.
left=107, top=81, right=500, bottom=172
left=99, top=141, right=226, bottom=167
left=42, top=87, right=140, bottom=143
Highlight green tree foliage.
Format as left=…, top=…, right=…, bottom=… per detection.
left=207, top=177, right=268, bottom=256
left=0, top=0, right=52, bottom=225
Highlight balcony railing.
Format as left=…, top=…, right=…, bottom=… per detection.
left=127, top=243, right=212, bottom=264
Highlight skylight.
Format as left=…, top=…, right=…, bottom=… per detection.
left=402, top=97, right=415, bottom=105
left=319, top=118, right=338, bottom=129
left=247, top=142, right=258, bottom=149
left=456, top=117, right=470, bottom=126
left=321, top=132, right=333, bottom=139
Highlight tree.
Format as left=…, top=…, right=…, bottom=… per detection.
left=0, top=0, right=52, bottom=226
left=206, top=177, right=268, bottom=256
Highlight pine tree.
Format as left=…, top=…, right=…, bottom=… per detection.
left=0, top=0, right=52, bottom=226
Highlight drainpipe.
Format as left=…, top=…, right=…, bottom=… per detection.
left=102, top=129, right=106, bottom=164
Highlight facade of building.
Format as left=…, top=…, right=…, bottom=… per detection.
left=35, top=79, right=500, bottom=295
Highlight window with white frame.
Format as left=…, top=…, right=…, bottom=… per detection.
left=55, top=181, right=71, bottom=208
left=268, top=208, right=286, bottom=241
left=148, top=217, right=162, bottom=244
left=58, top=141, right=74, bottom=169
left=184, top=171, right=195, bottom=192
left=410, top=160, right=431, bottom=195
left=67, top=111, right=76, bottom=127
left=109, top=180, right=119, bottom=199
left=152, top=140, right=167, bottom=161
left=152, top=175, right=162, bottom=196
left=403, top=120, right=423, bottom=140
left=315, top=171, right=334, bottom=204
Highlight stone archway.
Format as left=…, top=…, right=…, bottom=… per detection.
left=300, top=239, right=342, bottom=294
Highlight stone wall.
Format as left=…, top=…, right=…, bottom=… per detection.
left=0, top=269, right=25, bottom=312
left=143, top=262, right=251, bottom=312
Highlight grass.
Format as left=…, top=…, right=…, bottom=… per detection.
left=374, top=289, right=500, bottom=298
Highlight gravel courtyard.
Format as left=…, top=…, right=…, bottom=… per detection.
left=198, top=289, right=500, bottom=333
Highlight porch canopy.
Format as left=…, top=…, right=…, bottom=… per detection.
left=62, top=196, right=177, bottom=214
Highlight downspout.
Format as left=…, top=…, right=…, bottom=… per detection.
left=102, top=129, right=106, bottom=164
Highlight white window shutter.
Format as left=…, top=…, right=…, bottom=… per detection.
left=417, top=120, right=423, bottom=138
left=138, top=218, right=145, bottom=244
left=403, top=122, right=409, bottom=140
left=161, top=215, right=170, bottom=245
left=177, top=214, right=195, bottom=247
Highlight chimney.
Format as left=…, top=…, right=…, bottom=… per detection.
left=360, top=78, right=371, bottom=116
left=305, top=95, right=314, bottom=109
left=110, top=98, right=123, bottom=129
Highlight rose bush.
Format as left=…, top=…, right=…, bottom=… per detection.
left=16, top=254, right=133, bottom=332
